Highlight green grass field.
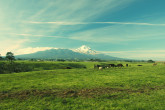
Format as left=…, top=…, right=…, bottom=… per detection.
left=0, top=61, right=165, bottom=110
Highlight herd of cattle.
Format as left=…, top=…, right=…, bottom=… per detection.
left=94, top=64, right=127, bottom=69
left=94, top=63, right=161, bottom=69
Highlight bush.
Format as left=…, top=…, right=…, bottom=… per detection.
left=147, top=60, right=155, bottom=63
left=0, top=62, right=86, bottom=74
left=0, top=62, right=34, bottom=74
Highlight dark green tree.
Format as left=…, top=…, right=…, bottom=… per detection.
left=147, top=59, right=155, bottom=63
left=57, top=59, right=65, bottom=62
left=6, top=52, right=15, bottom=63
left=0, top=54, right=2, bottom=60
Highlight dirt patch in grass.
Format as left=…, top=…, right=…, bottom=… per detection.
left=0, top=86, right=164, bottom=100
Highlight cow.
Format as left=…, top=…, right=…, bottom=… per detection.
left=94, top=64, right=107, bottom=69
left=99, top=67, right=103, bottom=70
left=94, top=64, right=102, bottom=69
left=63, top=67, right=72, bottom=69
left=126, top=64, right=128, bottom=67
left=66, top=67, right=72, bottom=69
left=94, top=64, right=100, bottom=69
left=137, top=65, right=142, bottom=66
left=116, top=64, right=124, bottom=67
left=108, top=64, right=116, bottom=68
left=153, top=63, right=157, bottom=66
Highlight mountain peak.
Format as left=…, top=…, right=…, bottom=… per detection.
left=73, top=45, right=97, bottom=55
left=80, top=45, right=91, bottom=50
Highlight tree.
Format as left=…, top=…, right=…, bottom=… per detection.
left=57, top=59, right=65, bottom=62
left=0, top=54, right=2, bottom=60
left=147, top=59, right=155, bottom=63
left=6, top=52, right=15, bottom=63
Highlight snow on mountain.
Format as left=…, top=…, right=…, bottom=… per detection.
left=73, top=45, right=97, bottom=55
left=16, top=45, right=125, bottom=60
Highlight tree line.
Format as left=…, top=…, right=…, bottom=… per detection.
left=0, top=52, right=34, bottom=74
left=0, top=52, right=15, bottom=63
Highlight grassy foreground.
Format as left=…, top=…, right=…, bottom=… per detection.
left=0, top=62, right=165, bottom=110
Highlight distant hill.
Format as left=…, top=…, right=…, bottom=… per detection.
left=16, top=49, right=93, bottom=60
left=16, top=45, right=125, bottom=60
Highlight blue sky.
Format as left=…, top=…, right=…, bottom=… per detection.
left=1, top=0, right=165, bottom=60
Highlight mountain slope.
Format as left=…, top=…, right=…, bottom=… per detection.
left=16, top=46, right=124, bottom=60
left=93, top=54, right=123, bottom=60
left=16, top=49, right=96, bottom=60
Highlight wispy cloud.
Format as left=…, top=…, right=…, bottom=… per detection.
left=15, top=47, right=58, bottom=55
left=13, top=33, right=67, bottom=38
left=29, top=21, right=165, bottom=26
left=99, top=50, right=165, bottom=54
left=0, top=39, right=29, bottom=56
left=16, top=34, right=43, bottom=37
left=29, top=21, right=88, bottom=25
left=0, top=0, right=136, bottom=48
left=68, top=20, right=165, bottom=43
left=95, top=22, right=165, bottom=26
left=98, top=50, right=165, bottom=60
left=1, top=0, right=165, bottom=60
left=28, top=0, right=133, bottom=21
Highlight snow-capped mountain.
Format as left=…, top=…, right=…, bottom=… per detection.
left=73, top=45, right=97, bottom=55
left=16, top=45, right=125, bottom=60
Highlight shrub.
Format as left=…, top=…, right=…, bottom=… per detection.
left=0, top=62, right=34, bottom=74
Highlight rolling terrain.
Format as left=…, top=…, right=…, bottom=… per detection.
left=0, top=61, right=165, bottom=110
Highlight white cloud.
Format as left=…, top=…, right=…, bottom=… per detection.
left=98, top=50, right=165, bottom=60
left=29, top=21, right=165, bottom=26
left=15, top=34, right=43, bottom=37
left=99, top=50, right=165, bottom=53
left=68, top=20, right=165, bottom=43
left=29, top=0, right=133, bottom=21
left=0, top=39, right=29, bottom=56
left=29, top=21, right=88, bottom=25
left=1, top=0, right=136, bottom=47
left=15, top=47, right=58, bottom=55
left=95, top=22, right=165, bottom=26
left=125, top=53, right=165, bottom=61
left=13, top=33, right=67, bottom=38
left=25, top=0, right=135, bottom=35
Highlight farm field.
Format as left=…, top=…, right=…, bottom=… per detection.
left=0, top=61, right=165, bottom=110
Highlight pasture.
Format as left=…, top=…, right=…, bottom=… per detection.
left=0, top=61, right=165, bottom=110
